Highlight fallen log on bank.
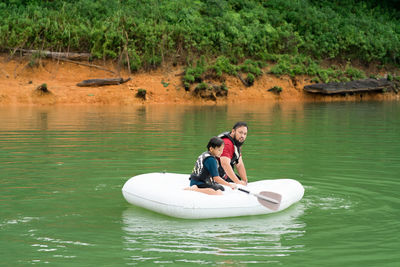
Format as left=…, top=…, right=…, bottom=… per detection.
left=77, top=77, right=131, bottom=87
left=11, top=49, right=116, bottom=74
left=304, top=78, right=395, bottom=94
left=17, top=49, right=91, bottom=61
left=57, top=58, right=117, bottom=74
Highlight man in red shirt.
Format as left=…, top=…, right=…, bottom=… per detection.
left=218, top=122, right=248, bottom=186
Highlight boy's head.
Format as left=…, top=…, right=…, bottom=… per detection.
left=207, top=136, right=224, bottom=150
left=207, top=136, right=224, bottom=158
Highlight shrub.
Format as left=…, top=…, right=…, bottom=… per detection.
left=246, top=73, right=255, bottom=86
left=220, top=82, right=228, bottom=91
left=195, top=82, right=209, bottom=91
left=268, top=86, right=282, bottom=94
left=239, top=59, right=263, bottom=77
left=183, top=57, right=207, bottom=84
left=344, top=65, right=366, bottom=80
left=210, top=56, right=237, bottom=77
left=136, top=88, right=146, bottom=100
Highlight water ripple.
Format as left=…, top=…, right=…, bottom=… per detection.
left=121, top=204, right=306, bottom=264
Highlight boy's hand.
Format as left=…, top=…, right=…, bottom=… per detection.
left=237, top=180, right=247, bottom=186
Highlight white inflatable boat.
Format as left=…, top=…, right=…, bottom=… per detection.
left=122, top=172, right=304, bottom=219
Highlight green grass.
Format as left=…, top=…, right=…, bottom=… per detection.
left=1, top=0, right=398, bottom=84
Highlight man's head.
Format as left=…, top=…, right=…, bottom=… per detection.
left=230, top=121, right=248, bottom=147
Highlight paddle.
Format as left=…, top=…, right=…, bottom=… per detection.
left=237, top=188, right=282, bottom=211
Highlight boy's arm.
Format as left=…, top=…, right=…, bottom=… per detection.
left=213, top=176, right=236, bottom=189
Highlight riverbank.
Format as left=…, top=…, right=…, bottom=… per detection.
left=0, top=55, right=398, bottom=106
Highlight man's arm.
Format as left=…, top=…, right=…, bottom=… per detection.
left=236, top=156, right=248, bottom=184
left=220, top=156, right=246, bottom=185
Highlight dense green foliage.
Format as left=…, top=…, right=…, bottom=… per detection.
left=0, top=0, right=399, bottom=81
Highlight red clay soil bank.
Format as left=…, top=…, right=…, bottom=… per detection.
left=0, top=56, right=398, bottom=106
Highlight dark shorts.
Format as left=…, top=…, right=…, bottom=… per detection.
left=190, top=179, right=225, bottom=191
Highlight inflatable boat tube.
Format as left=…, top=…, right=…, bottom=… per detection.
left=122, top=172, right=304, bottom=219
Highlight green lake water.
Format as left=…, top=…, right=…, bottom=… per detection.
left=1, top=102, right=399, bottom=266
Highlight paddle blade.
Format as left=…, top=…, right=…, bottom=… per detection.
left=257, top=191, right=282, bottom=211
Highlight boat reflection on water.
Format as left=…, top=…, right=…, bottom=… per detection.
left=121, top=203, right=306, bottom=265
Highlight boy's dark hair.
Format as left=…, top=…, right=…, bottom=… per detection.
left=232, top=121, right=248, bottom=130
left=207, top=136, right=224, bottom=150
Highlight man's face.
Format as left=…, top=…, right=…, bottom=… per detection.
left=232, top=126, right=247, bottom=144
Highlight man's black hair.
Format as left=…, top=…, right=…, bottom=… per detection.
left=232, top=121, right=248, bottom=130
left=207, top=136, right=224, bottom=150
